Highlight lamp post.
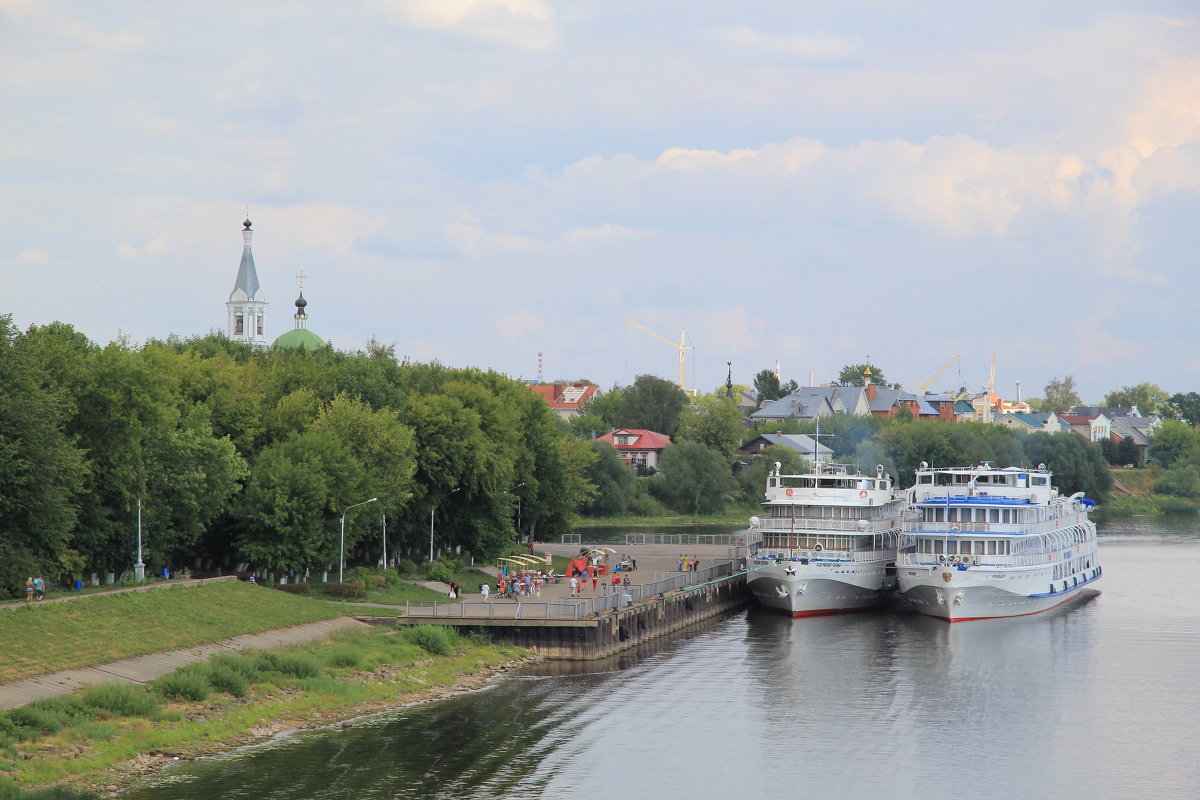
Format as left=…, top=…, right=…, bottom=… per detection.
left=507, top=482, right=525, bottom=541
left=134, top=498, right=145, bottom=581
left=380, top=513, right=387, bottom=568
left=339, top=497, right=378, bottom=582
left=429, top=488, right=460, bottom=563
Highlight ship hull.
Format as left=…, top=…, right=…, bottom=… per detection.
left=897, top=567, right=1100, bottom=622
left=747, top=561, right=896, bottom=617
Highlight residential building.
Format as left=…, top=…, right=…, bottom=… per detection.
left=737, top=432, right=834, bottom=461
left=525, top=383, right=600, bottom=420
left=991, top=412, right=1065, bottom=434
left=595, top=428, right=672, bottom=473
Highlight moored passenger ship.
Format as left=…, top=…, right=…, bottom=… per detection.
left=897, top=462, right=1101, bottom=622
left=745, top=462, right=904, bottom=617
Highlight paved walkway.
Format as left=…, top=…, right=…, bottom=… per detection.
left=0, top=617, right=366, bottom=710
left=0, top=575, right=239, bottom=613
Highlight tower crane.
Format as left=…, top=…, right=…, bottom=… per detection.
left=912, top=354, right=961, bottom=395
left=625, top=319, right=694, bottom=391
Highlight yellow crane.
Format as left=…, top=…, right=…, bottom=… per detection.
left=625, top=319, right=694, bottom=391
left=912, top=354, right=961, bottom=395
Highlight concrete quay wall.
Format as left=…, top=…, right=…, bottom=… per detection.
left=374, top=573, right=749, bottom=660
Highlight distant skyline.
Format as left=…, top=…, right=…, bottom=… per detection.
left=3, top=1, right=1198, bottom=403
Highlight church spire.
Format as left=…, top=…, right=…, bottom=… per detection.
left=226, top=216, right=268, bottom=347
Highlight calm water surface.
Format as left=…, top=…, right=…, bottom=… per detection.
left=123, top=517, right=1200, bottom=800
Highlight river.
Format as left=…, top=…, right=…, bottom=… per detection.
left=122, top=516, right=1200, bottom=800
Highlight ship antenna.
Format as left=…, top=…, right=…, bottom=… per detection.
left=810, top=420, right=832, bottom=471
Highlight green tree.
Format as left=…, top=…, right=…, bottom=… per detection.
left=1148, top=420, right=1197, bottom=468
left=1042, top=375, right=1082, bottom=414
left=675, top=393, right=746, bottom=462
left=1103, top=383, right=1170, bottom=416
left=1116, top=435, right=1141, bottom=466
left=753, top=370, right=782, bottom=402
left=0, top=318, right=88, bottom=593
left=1019, top=431, right=1112, bottom=499
left=656, top=441, right=737, bottom=515
left=1168, top=392, right=1200, bottom=425
left=738, top=445, right=810, bottom=505
left=613, top=374, right=687, bottom=436
left=832, top=363, right=887, bottom=387
left=578, top=440, right=634, bottom=516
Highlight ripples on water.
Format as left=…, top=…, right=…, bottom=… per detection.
left=122, top=518, right=1200, bottom=800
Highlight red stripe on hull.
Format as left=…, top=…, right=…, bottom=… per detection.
left=927, top=590, right=1085, bottom=622
left=770, top=605, right=883, bottom=619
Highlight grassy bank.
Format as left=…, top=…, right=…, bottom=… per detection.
left=0, top=625, right=528, bottom=796
left=0, top=582, right=342, bottom=683
left=1094, top=494, right=1200, bottom=517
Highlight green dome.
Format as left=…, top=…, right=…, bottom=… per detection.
left=272, top=328, right=326, bottom=351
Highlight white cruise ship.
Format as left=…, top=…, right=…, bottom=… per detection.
left=896, top=462, right=1101, bottom=622
left=745, top=462, right=904, bottom=617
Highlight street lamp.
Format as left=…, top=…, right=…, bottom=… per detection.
left=339, top=497, right=378, bottom=582
left=507, top=483, right=525, bottom=541
left=429, top=488, right=460, bottom=563
left=134, top=498, right=145, bottom=581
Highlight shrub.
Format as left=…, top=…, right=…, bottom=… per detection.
left=209, top=653, right=258, bottom=682
left=154, top=667, right=211, bottom=702
left=394, top=558, right=419, bottom=577
left=426, top=564, right=456, bottom=585
left=297, top=676, right=354, bottom=698
left=324, top=581, right=365, bottom=599
left=28, top=697, right=91, bottom=724
left=273, top=583, right=310, bottom=595
left=5, top=707, right=63, bottom=738
left=253, top=652, right=282, bottom=673
left=626, top=493, right=669, bottom=517
left=323, top=647, right=362, bottom=669
left=82, top=684, right=160, bottom=718
left=274, top=654, right=321, bottom=679
left=207, top=666, right=248, bottom=697
left=402, top=625, right=452, bottom=655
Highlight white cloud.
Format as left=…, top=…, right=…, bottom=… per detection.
left=17, top=247, right=48, bottom=264
left=116, top=244, right=139, bottom=259
left=373, top=0, right=559, bottom=53
left=496, top=308, right=542, bottom=340
left=143, top=238, right=171, bottom=257
left=719, top=24, right=859, bottom=60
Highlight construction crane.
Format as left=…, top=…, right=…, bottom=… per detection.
left=625, top=319, right=694, bottom=391
left=912, top=354, right=961, bottom=395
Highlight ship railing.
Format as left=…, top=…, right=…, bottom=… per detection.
left=625, top=533, right=739, bottom=545
left=753, top=549, right=890, bottom=564
left=896, top=551, right=1092, bottom=569
left=753, top=517, right=899, bottom=534
left=902, top=517, right=1089, bottom=536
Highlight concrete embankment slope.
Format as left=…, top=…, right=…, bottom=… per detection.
left=0, top=617, right=366, bottom=711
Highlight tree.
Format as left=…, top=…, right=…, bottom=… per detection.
left=1148, top=421, right=1197, bottom=468
left=753, top=370, right=782, bottom=402
left=613, top=374, right=687, bottom=436
left=738, top=445, right=810, bottom=505
left=1103, top=383, right=1170, bottom=416
left=1168, top=392, right=1200, bottom=425
left=578, top=441, right=635, bottom=517
left=833, top=363, right=887, bottom=387
left=656, top=441, right=736, bottom=515
left=1042, top=375, right=1082, bottom=415
left=675, top=393, right=746, bottom=462
left=1116, top=436, right=1140, bottom=466
left=1019, top=431, right=1112, bottom=499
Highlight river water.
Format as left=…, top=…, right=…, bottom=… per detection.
left=122, top=516, right=1200, bottom=800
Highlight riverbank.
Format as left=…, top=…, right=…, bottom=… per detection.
left=0, top=624, right=532, bottom=797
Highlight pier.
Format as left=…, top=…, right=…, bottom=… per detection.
left=364, top=542, right=752, bottom=660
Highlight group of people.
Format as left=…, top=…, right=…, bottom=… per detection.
left=481, top=570, right=550, bottom=601
left=25, top=576, right=45, bottom=602
left=677, top=554, right=701, bottom=572
left=568, top=567, right=631, bottom=596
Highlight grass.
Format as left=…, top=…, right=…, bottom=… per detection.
left=0, top=626, right=526, bottom=793
left=0, top=581, right=342, bottom=683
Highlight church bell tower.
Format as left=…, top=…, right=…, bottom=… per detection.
left=226, top=217, right=267, bottom=347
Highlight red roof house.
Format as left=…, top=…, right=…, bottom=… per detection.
left=595, top=428, right=672, bottom=473
left=526, top=383, right=600, bottom=419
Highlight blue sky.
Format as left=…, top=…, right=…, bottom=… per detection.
left=2, top=1, right=1198, bottom=403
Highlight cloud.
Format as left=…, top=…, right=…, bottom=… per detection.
left=116, top=244, right=139, bottom=260
left=719, top=24, right=859, bottom=60
left=116, top=239, right=171, bottom=259
left=495, top=308, right=542, bottom=340
left=373, top=0, right=559, bottom=53
left=17, top=247, right=48, bottom=264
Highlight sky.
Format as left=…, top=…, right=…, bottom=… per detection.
left=2, top=1, right=1198, bottom=404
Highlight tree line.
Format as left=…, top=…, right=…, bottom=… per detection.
left=0, top=317, right=594, bottom=596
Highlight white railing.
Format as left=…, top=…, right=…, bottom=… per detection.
left=754, top=517, right=899, bottom=534
left=902, top=516, right=1087, bottom=537
left=625, top=533, right=738, bottom=545
left=560, top=533, right=581, bottom=544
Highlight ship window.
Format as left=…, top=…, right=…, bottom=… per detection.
left=932, top=539, right=943, bottom=554
left=987, top=540, right=997, bottom=555
left=988, top=508, right=999, bottom=523
left=934, top=507, right=945, bottom=522
left=919, top=475, right=933, bottom=484
left=1032, top=477, right=1047, bottom=486
left=945, top=540, right=957, bottom=555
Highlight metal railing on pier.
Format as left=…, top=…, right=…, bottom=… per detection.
left=401, top=562, right=737, bottom=620
left=625, top=533, right=739, bottom=546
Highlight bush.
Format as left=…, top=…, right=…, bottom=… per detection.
left=207, top=666, right=248, bottom=697
left=323, top=647, right=362, bottom=669
left=402, top=625, right=453, bottom=656
left=297, top=676, right=354, bottom=698
left=324, top=581, right=365, bottom=599
left=274, top=654, right=321, bottom=679
left=209, top=653, right=258, bottom=682
left=253, top=652, right=282, bottom=672
left=154, top=667, right=211, bottom=702
left=4, top=707, right=63, bottom=738
left=273, top=582, right=310, bottom=595
left=82, top=684, right=160, bottom=718
left=394, top=559, right=419, bottom=578
left=626, top=493, right=668, bottom=517
left=426, top=565, right=456, bottom=585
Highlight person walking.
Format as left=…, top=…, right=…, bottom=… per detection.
left=480, top=582, right=490, bottom=601
left=569, top=575, right=579, bottom=596
left=33, top=576, right=45, bottom=601
left=25, top=578, right=34, bottom=603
